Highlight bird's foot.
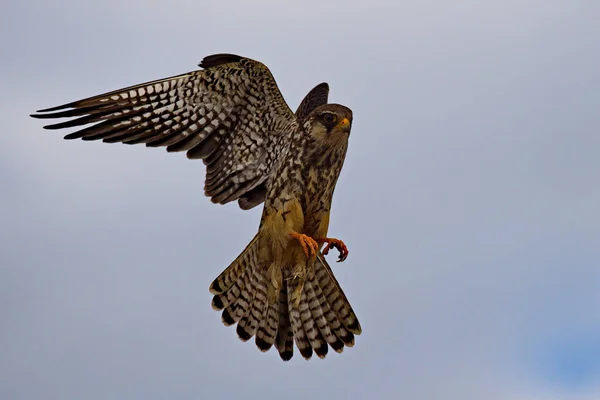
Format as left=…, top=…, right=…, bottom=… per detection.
left=317, top=237, right=349, bottom=262
left=290, top=232, right=319, bottom=259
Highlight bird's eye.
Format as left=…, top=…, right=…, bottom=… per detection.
left=322, top=113, right=337, bottom=125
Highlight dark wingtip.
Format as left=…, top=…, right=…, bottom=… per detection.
left=299, top=346, right=313, bottom=360
left=33, top=102, right=77, bottom=113
left=30, top=112, right=59, bottom=119
left=64, top=133, right=82, bottom=140
left=199, top=54, right=244, bottom=69
left=314, top=343, right=329, bottom=359
left=255, top=337, right=273, bottom=352
left=341, top=331, right=355, bottom=347
left=314, top=82, right=329, bottom=91
left=279, top=349, right=293, bottom=361
left=211, top=295, right=224, bottom=311
left=31, top=113, right=60, bottom=120
left=209, top=280, right=223, bottom=295
left=348, top=319, right=362, bottom=334
left=221, top=309, right=235, bottom=326
left=330, top=338, right=345, bottom=353
left=295, top=82, right=330, bottom=120
left=41, top=121, right=77, bottom=131
left=236, top=325, right=252, bottom=342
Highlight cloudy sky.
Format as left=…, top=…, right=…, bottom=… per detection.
left=2, top=1, right=599, bottom=399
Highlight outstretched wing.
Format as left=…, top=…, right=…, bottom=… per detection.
left=31, top=54, right=299, bottom=207
left=295, top=82, right=329, bottom=121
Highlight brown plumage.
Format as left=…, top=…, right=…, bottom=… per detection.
left=31, top=53, right=361, bottom=361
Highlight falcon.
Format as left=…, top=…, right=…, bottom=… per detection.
left=31, top=54, right=361, bottom=360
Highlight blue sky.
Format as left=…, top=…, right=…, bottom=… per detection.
left=2, top=1, right=599, bottom=399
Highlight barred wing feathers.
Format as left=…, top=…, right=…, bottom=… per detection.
left=31, top=54, right=299, bottom=207
left=236, top=81, right=331, bottom=210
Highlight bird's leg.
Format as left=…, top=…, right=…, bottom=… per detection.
left=290, top=232, right=319, bottom=259
left=316, top=237, right=349, bottom=262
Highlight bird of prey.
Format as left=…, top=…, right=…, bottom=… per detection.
left=31, top=54, right=361, bottom=361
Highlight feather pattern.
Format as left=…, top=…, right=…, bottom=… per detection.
left=316, top=255, right=362, bottom=335
left=32, top=53, right=362, bottom=361
left=301, top=278, right=329, bottom=358
left=255, top=299, right=279, bottom=352
left=288, top=280, right=312, bottom=359
left=234, top=82, right=330, bottom=210
left=31, top=55, right=299, bottom=208
left=275, top=279, right=294, bottom=361
left=236, top=267, right=267, bottom=341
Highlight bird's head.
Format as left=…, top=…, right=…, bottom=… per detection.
left=304, top=104, right=353, bottom=145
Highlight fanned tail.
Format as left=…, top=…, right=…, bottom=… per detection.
left=209, top=238, right=361, bottom=361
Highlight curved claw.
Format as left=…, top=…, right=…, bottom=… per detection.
left=318, top=238, right=349, bottom=262
left=290, top=232, right=319, bottom=259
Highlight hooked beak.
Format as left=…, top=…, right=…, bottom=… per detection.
left=337, top=117, right=351, bottom=134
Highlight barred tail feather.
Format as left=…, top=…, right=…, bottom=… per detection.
left=275, top=279, right=294, bottom=361
left=288, top=281, right=312, bottom=359
left=209, top=238, right=361, bottom=361
left=301, top=279, right=329, bottom=358
left=310, top=269, right=351, bottom=350
left=209, top=235, right=259, bottom=295
left=236, top=267, right=268, bottom=341
left=255, top=300, right=278, bottom=352
left=316, top=255, right=362, bottom=335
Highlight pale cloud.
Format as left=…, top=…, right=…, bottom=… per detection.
left=2, top=1, right=599, bottom=399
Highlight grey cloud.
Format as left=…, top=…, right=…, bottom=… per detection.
left=2, top=1, right=599, bottom=399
